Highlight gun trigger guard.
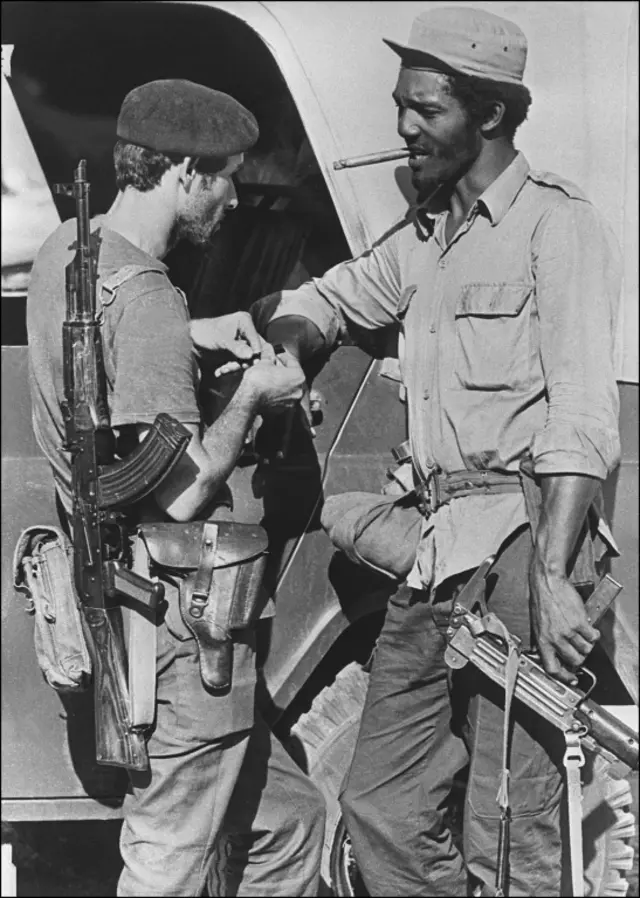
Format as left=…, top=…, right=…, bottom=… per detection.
left=575, top=666, right=597, bottom=704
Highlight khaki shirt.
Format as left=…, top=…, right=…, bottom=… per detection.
left=266, top=153, right=622, bottom=588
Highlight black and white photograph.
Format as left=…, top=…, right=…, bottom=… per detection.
left=1, top=2, right=638, bottom=896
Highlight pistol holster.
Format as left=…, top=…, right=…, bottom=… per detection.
left=138, top=521, right=268, bottom=690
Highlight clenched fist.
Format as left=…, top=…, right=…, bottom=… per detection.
left=244, top=350, right=306, bottom=411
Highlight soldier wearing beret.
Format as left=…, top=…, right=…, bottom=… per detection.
left=27, top=79, right=325, bottom=897
left=245, top=7, right=622, bottom=896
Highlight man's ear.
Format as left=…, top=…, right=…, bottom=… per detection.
left=480, top=101, right=506, bottom=135
left=178, top=157, right=197, bottom=189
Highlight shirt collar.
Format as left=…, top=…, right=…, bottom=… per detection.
left=415, top=151, right=531, bottom=236
left=474, top=152, right=530, bottom=226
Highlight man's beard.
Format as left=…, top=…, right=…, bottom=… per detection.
left=413, top=141, right=479, bottom=205
left=170, top=212, right=219, bottom=250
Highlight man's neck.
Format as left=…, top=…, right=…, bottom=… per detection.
left=449, top=141, right=518, bottom=224
left=102, top=188, right=174, bottom=260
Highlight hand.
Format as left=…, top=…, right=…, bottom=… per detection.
left=244, top=351, right=306, bottom=411
left=529, top=559, right=600, bottom=685
left=191, top=312, right=272, bottom=362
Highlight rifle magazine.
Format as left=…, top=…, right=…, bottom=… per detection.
left=98, top=414, right=191, bottom=508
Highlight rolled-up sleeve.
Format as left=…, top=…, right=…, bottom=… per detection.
left=530, top=199, right=622, bottom=478
left=252, top=225, right=406, bottom=348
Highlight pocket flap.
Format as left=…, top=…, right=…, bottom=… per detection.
left=14, top=525, right=69, bottom=591
left=139, top=522, right=268, bottom=571
left=456, top=283, right=530, bottom=318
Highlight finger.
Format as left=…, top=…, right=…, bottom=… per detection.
left=237, top=314, right=263, bottom=356
left=258, top=339, right=276, bottom=363
left=567, top=632, right=598, bottom=656
left=538, top=643, right=577, bottom=686
left=576, top=620, right=601, bottom=643
left=555, top=640, right=585, bottom=670
left=231, top=341, right=254, bottom=360
left=214, top=361, right=243, bottom=377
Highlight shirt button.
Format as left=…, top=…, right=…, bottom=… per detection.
left=423, top=390, right=430, bottom=400
left=438, top=258, right=447, bottom=269
left=429, top=325, right=436, bottom=333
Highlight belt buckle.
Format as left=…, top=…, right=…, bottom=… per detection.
left=419, top=467, right=441, bottom=514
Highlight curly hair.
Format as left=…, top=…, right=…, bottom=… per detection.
left=113, top=140, right=228, bottom=192
left=113, top=140, right=179, bottom=192
left=443, top=73, right=532, bottom=141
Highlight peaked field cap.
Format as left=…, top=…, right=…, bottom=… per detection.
left=117, top=79, right=259, bottom=158
left=383, top=6, right=527, bottom=84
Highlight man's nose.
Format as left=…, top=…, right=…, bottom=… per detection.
left=397, top=108, right=421, bottom=141
left=225, top=180, right=239, bottom=211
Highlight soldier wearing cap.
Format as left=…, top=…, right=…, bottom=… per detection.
left=246, top=7, right=621, bottom=896
left=27, top=79, right=325, bottom=897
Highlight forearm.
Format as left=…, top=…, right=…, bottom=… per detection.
left=252, top=241, right=403, bottom=361
left=201, top=377, right=259, bottom=476
left=153, top=378, right=259, bottom=521
left=529, top=473, right=603, bottom=682
left=532, top=473, right=600, bottom=576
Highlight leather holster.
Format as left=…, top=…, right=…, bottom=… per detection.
left=138, top=521, right=268, bottom=691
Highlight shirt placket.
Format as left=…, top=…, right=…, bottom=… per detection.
left=408, top=210, right=480, bottom=483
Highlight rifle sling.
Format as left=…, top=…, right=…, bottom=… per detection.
left=564, top=733, right=586, bottom=897
left=125, top=536, right=159, bottom=730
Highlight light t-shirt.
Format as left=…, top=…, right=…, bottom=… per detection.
left=27, top=217, right=201, bottom=517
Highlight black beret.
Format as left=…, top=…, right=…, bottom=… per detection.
left=117, top=79, right=259, bottom=159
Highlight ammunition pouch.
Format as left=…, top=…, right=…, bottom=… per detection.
left=137, top=521, right=269, bottom=691
left=13, top=525, right=92, bottom=692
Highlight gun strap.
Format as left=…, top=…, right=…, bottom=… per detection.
left=493, top=617, right=521, bottom=897
left=563, top=731, right=586, bottom=897
left=126, top=535, right=158, bottom=729
left=99, top=263, right=167, bottom=317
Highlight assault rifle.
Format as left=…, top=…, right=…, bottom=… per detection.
left=55, top=160, right=192, bottom=770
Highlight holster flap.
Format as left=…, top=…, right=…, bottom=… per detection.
left=138, top=522, right=268, bottom=572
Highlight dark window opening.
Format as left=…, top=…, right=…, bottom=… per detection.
left=1, top=0, right=351, bottom=343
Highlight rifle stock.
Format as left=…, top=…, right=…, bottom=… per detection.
left=83, top=607, right=148, bottom=770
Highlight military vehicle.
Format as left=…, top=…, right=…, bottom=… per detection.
left=2, top=2, right=638, bottom=894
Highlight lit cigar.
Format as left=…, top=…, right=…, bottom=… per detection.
left=333, top=148, right=410, bottom=170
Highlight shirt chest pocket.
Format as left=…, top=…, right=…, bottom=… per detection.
left=454, top=282, right=532, bottom=391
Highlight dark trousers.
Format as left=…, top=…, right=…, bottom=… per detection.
left=340, top=527, right=566, bottom=897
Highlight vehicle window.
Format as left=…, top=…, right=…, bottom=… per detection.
left=2, top=53, right=60, bottom=345
left=1, top=1, right=351, bottom=337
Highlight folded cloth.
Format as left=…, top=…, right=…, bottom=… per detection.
left=320, top=490, right=422, bottom=582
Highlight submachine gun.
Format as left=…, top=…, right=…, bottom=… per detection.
left=445, top=559, right=638, bottom=897
left=54, top=160, right=192, bottom=770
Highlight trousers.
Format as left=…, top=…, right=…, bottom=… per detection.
left=340, top=526, right=566, bottom=897
left=117, top=610, right=325, bottom=897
